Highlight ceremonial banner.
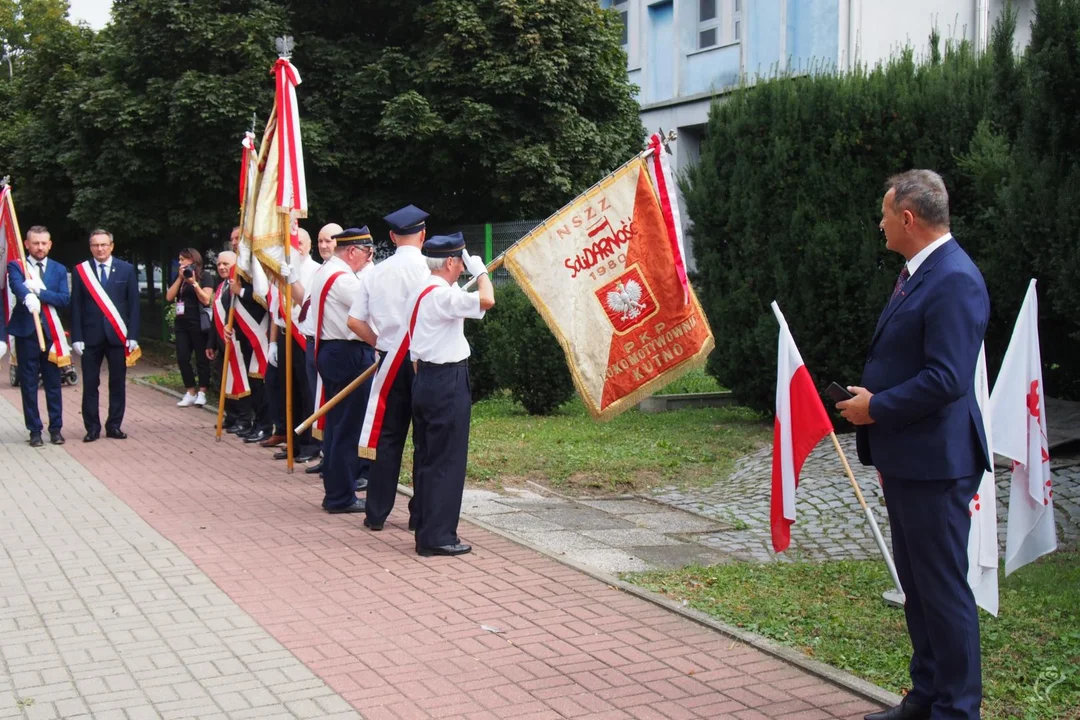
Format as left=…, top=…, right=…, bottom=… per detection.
left=213, top=277, right=251, bottom=400
left=237, top=131, right=270, bottom=305
left=504, top=157, right=714, bottom=419
left=1, top=186, right=17, bottom=342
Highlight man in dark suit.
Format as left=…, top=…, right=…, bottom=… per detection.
left=839, top=170, right=990, bottom=720
left=7, top=225, right=70, bottom=446
left=71, top=229, right=140, bottom=442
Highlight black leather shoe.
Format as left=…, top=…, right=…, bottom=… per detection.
left=355, top=477, right=369, bottom=492
left=83, top=432, right=100, bottom=443
left=106, top=429, right=127, bottom=440
left=227, top=423, right=251, bottom=435
left=363, top=517, right=383, bottom=531
left=243, top=430, right=270, bottom=444
left=326, top=499, right=365, bottom=514
left=296, top=451, right=318, bottom=463
left=50, top=432, right=65, bottom=445
left=304, top=461, right=323, bottom=475
left=865, top=698, right=931, bottom=720
left=273, top=450, right=288, bottom=460
left=29, top=432, right=43, bottom=448
left=417, top=543, right=471, bottom=557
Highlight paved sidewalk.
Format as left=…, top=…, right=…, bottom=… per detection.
left=0, top=375, right=884, bottom=719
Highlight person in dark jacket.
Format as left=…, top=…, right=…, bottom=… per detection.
left=166, top=247, right=212, bottom=407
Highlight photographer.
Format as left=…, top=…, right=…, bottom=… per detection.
left=166, top=247, right=213, bottom=407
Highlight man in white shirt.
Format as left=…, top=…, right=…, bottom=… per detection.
left=407, top=233, right=494, bottom=556
left=309, top=227, right=376, bottom=514
left=346, top=204, right=431, bottom=532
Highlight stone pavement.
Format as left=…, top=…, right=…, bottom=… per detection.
left=653, top=435, right=1080, bottom=564
left=0, top=375, right=885, bottom=719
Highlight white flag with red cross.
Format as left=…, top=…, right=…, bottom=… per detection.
left=990, top=279, right=1057, bottom=575
left=968, top=346, right=999, bottom=615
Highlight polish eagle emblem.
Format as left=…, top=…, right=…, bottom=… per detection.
left=606, top=280, right=647, bottom=321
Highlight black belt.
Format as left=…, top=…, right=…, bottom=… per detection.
left=416, top=359, right=468, bottom=369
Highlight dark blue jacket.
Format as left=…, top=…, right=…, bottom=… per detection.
left=5, top=258, right=70, bottom=338
left=71, top=258, right=140, bottom=347
left=856, top=239, right=992, bottom=481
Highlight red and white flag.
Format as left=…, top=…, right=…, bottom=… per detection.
left=969, top=345, right=999, bottom=615
left=1, top=186, right=17, bottom=337
left=990, top=279, right=1057, bottom=575
left=770, top=302, right=833, bottom=553
left=645, top=132, right=689, bottom=305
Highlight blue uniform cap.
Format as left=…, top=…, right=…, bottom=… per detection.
left=383, top=205, right=428, bottom=235
left=422, top=232, right=466, bottom=258
left=332, top=226, right=374, bottom=246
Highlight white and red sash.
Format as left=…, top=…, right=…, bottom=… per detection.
left=357, top=283, right=439, bottom=460
left=17, top=259, right=71, bottom=367
left=311, top=271, right=346, bottom=440
left=213, top=282, right=250, bottom=399
left=233, top=286, right=269, bottom=379
left=267, top=282, right=307, bottom=349
left=75, top=261, right=141, bottom=367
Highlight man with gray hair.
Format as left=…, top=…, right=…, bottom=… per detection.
left=838, top=169, right=989, bottom=720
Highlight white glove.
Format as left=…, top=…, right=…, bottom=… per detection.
left=462, top=248, right=487, bottom=278
left=268, top=342, right=279, bottom=367
left=126, top=340, right=139, bottom=352
left=278, top=262, right=292, bottom=281
left=25, top=276, right=46, bottom=294
left=24, top=293, right=41, bottom=314
left=0, top=341, right=6, bottom=360
left=72, top=342, right=86, bottom=355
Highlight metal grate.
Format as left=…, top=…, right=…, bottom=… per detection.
left=442, top=219, right=542, bottom=287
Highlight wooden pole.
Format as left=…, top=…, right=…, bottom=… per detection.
left=283, top=226, right=294, bottom=474
left=214, top=300, right=238, bottom=441
left=294, top=358, right=380, bottom=436
left=828, top=432, right=905, bottom=597
left=5, top=189, right=47, bottom=351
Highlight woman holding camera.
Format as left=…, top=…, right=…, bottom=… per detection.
left=166, top=248, right=213, bottom=407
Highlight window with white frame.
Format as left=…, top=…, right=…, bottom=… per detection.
left=698, top=0, right=740, bottom=49
left=613, top=0, right=629, bottom=47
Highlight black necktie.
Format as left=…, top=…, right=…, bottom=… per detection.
left=36, top=261, right=44, bottom=278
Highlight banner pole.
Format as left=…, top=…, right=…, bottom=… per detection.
left=295, top=359, right=380, bottom=435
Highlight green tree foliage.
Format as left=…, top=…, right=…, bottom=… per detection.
left=61, top=0, right=287, bottom=257
left=283, top=0, right=643, bottom=231
left=688, top=0, right=1080, bottom=412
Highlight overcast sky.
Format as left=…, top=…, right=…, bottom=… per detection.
left=67, top=0, right=112, bottom=30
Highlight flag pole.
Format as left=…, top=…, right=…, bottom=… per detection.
left=283, top=254, right=294, bottom=474
left=828, top=432, right=905, bottom=604
left=462, top=132, right=676, bottom=290
left=294, top=358, right=380, bottom=435
left=3, top=183, right=47, bottom=352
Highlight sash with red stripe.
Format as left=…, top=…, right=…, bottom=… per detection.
left=233, top=287, right=269, bottom=379
left=357, top=283, right=439, bottom=460
left=268, top=282, right=307, bottom=349
left=75, top=261, right=141, bottom=367
left=311, top=271, right=346, bottom=440
left=213, top=282, right=250, bottom=399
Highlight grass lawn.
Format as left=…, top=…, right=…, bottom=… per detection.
left=629, top=553, right=1080, bottom=720
left=465, top=393, right=767, bottom=493
left=142, top=370, right=187, bottom=394
left=654, top=367, right=727, bottom=395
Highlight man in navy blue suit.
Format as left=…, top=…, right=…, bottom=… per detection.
left=71, top=229, right=140, bottom=442
left=7, top=225, right=70, bottom=447
left=839, top=170, right=990, bottom=720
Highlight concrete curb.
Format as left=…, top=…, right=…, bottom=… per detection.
left=413, top=485, right=902, bottom=710
left=136, top=376, right=898, bottom=709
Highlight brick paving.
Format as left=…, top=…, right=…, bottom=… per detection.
left=0, top=376, right=884, bottom=719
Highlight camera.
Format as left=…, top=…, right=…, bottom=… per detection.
left=182, top=266, right=195, bottom=279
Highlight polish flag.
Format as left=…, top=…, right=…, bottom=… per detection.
left=990, top=279, right=1057, bottom=575
left=770, top=302, right=833, bottom=553
left=969, top=346, right=999, bottom=615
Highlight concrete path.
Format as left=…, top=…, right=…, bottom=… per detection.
left=0, top=370, right=884, bottom=719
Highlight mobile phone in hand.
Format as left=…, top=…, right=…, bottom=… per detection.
left=825, top=382, right=854, bottom=404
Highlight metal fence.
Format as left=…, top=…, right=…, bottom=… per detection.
left=443, top=219, right=541, bottom=287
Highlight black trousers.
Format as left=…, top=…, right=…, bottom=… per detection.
left=237, top=333, right=270, bottom=432
left=81, top=343, right=127, bottom=433
left=267, top=334, right=313, bottom=447
left=15, top=333, right=63, bottom=434
left=882, top=472, right=982, bottom=719
left=365, top=361, right=419, bottom=526
left=211, top=349, right=241, bottom=425
left=175, top=325, right=209, bottom=389
left=304, top=336, right=320, bottom=451
left=317, top=341, right=375, bottom=510
left=412, top=363, right=471, bottom=549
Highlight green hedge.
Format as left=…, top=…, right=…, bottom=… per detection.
left=686, top=2, right=1080, bottom=413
